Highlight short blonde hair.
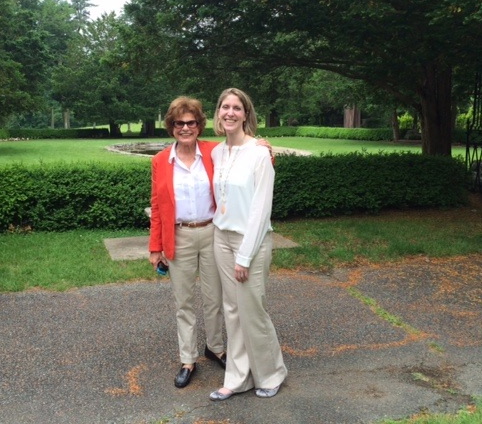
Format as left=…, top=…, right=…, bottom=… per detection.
left=164, top=96, right=206, bottom=137
left=213, top=88, right=257, bottom=137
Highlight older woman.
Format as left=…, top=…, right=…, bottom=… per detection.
left=149, top=96, right=226, bottom=388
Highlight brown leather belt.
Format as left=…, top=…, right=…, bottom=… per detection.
left=176, top=219, right=213, bottom=228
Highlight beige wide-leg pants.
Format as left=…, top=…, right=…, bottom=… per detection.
left=214, top=228, right=287, bottom=392
left=167, top=223, right=224, bottom=364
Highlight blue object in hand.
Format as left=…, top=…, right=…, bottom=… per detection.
left=156, top=261, right=169, bottom=276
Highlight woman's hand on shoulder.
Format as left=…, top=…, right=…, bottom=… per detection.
left=255, top=138, right=274, bottom=163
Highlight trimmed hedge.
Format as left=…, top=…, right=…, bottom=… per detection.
left=0, top=152, right=468, bottom=232
left=273, top=152, right=468, bottom=219
left=295, top=126, right=393, bottom=141
left=257, top=127, right=299, bottom=137
left=152, top=128, right=169, bottom=137
left=4, top=128, right=110, bottom=139
left=0, top=163, right=151, bottom=231
left=453, top=128, right=467, bottom=144
left=202, top=126, right=389, bottom=140
left=199, top=127, right=298, bottom=138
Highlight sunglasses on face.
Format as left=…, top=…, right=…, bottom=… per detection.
left=173, top=120, right=199, bottom=129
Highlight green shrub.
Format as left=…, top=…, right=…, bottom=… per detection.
left=199, top=126, right=388, bottom=140
left=0, top=163, right=150, bottom=231
left=456, top=107, right=472, bottom=129
left=201, top=128, right=216, bottom=138
left=0, top=153, right=469, bottom=231
left=199, top=127, right=298, bottom=138
left=152, top=128, right=169, bottom=137
left=1, top=125, right=469, bottom=145
left=295, top=126, right=392, bottom=141
left=398, top=112, right=415, bottom=131
left=7, top=128, right=109, bottom=139
left=258, top=127, right=298, bottom=137
left=452, top=128, right=467, bottom=144
left=272, top=152, right=469, bottom=219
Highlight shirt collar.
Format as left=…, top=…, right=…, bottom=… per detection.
left=169, top=141, right=202, bottom=164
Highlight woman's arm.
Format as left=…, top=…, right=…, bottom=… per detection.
left=235, top=148, right=274, bottom=269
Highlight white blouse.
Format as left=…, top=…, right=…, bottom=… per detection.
left=212, top=138, right=274, bottom=267
left=170, top=142, right=215, bottom=223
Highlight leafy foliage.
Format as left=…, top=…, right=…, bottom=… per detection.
left=130, top=0, right=482, bottom=155
left=0, top=153, right=468, bottom=232
left=272, top=152, right=468, bottom=219
left=0, top=163, right=151, bottom=231
left=5, top=128, right=109, bottom=139
left=295, top=127, right=392, bottom=141
left=3, top=0, right=480, bottom=156
left=0, top=0, right=81, bottom=125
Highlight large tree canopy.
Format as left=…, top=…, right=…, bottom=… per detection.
left=0, top=0, right=50, bottom=123
left=0, top=0, right=79, bottom=125
left=130, top=0, right=482, bottom=155
left=3, top=0, right=481, bottom=148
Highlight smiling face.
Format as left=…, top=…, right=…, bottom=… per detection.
left=218, top=94, right=247, bottom=136
left=173, top=112, right=200, bottom=148
left=213, top=88, right=257, bottom=137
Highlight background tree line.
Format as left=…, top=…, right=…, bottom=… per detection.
left=1, top=0, right=481, bottom=156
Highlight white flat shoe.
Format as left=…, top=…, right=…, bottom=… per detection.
left=209, top=388, right=234, bottom=401
left=255, top=385, right=280, bottom=398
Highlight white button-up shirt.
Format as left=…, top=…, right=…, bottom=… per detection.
left=169, top=142, right=215, bottom=223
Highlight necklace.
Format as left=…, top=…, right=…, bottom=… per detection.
left=218, top=143, right=241, bottom=214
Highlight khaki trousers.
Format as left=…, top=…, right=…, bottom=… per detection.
left=214, top=228, right=287, bottom=392
left=167, top=223, right=224, bottom=364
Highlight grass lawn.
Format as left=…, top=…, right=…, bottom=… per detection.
left=0, top=137, right=467, bottom=166
left=0, top=139, right=153, bottom=165
left=0, top=228, right=152, bottom=292
left=266, top=136, right=466, bottom=158
left=271, top=196, right=482, bottom=272
left=1, top=194, right=481, bottom=292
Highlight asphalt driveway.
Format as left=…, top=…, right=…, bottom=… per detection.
left=1, top=254, right=481, bottom=424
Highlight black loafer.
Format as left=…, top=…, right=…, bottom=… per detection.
left=205, top=346, right=227, bottom=369
left=174, top=364, right=196, bottom=388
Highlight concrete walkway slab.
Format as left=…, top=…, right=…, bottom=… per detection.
left=104, top=232, right=299, bottom=261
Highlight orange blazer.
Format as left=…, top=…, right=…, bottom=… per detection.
left=148, top=140, right=218, bottom=259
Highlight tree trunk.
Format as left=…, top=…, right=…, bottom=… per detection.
left=266, top=111, right=280, bottom=127
left=63, top=109, right=70, bottom=129
left=109, top=120, right=122, bottom=137
left=142, top=119, right=156, bottom=137
left=343, top=106, right=361, bottom=128
left=391, top=109, right=400, bottom=141
left=418, top=63, right=452, bottom=156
